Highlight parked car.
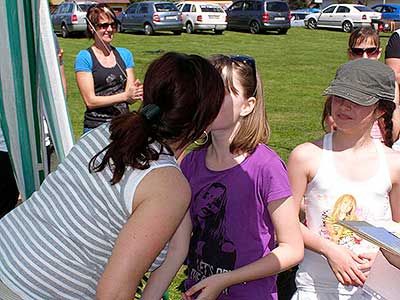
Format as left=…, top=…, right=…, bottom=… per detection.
left=304, top=4, right=381, bottom=33
left=290, top=9, right=311, bottom=27
left=226, top=0, right=291, bottom=34
left=117, top=1, right=183, bottom=35
left=176, top=2, right=227, bottom=34
left=371, top=4, right=400, bottom=22
left=51, top=1, right=97, bottom=38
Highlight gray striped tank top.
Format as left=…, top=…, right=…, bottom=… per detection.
left=0, top=124, right=179, bottom=299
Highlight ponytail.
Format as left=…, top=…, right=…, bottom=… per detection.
left=89, top=52, right=225, bottom=185
left=89, top=110, right=168, bottom=185
left=377, top=101, right=395, bottom=148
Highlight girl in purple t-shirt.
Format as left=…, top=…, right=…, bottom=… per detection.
left=181, top=55, right=304, bottom=300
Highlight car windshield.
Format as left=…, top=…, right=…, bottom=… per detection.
left=78, top=4, right=93, bottom=12
left=355, top=6, right=373, bottom=12
left=266, top=2, right=289, bottom=12
left=155, top=3, right=178, bottom=12
left=200, top=5, right=224, bottom=12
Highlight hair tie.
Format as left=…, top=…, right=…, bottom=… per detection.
left=140, top=104, right=161, bottom=124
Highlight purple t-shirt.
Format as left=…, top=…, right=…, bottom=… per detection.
left=181, top=144, right=292, bottom=300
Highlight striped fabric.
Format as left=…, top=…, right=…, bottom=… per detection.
left=0, top=0, right=74, bottom=200
left=0, top=125, right=176, bottom=299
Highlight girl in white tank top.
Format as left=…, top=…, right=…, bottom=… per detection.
left=288, top=59, right=400, bottom=300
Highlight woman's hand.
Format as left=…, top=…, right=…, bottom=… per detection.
left=357, top=252, right=378, bottom=277
left=125, top=79, right=143, bottom=103
left=182, top=274, right=228, bottom=300
left=324, top=243, right=367, bottom=287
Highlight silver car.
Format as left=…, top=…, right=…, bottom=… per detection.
left=304, top=4, right=381, bottom=33
left=51, top=1, right=97, bottom=38
left=117, top=1, right=183, bottom=35
left=176, top=2, right=227, bottom=34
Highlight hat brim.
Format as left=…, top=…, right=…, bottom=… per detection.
left=323, top=85, right=379, bottom=106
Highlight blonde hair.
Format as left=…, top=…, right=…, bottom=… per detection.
left=208, top=54, right=270, bottom=154
left=331, top=194, right=357, bottom=221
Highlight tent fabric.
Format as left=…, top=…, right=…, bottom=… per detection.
left=0, top=0, right=74, bottom=200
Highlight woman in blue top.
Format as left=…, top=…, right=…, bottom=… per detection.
left=75, top=3, right=142, bottom=134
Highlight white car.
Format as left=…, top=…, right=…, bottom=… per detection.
left=176, top=2, right=227, bottom=34
left=304, top=4, right=381, bottom=33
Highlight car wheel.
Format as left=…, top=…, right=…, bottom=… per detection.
left=172, top=30, right=182, bottom=35
left=214, top=30, right=223, bottom=35
left=249, top=21, right=260, bottom=34
left=186, top=22, right=194, bottom=34
left=342, top=21, right=353, bottom=33
left=144, top=23, right=154, bottom=36
left=61, top=24, right=69, bottom=38
left=308, top=18, right=317, bottom=29
left=277, top=28, right=288, bottom=34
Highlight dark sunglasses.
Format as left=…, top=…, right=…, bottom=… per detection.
left=350, top=47, right=379, bottom=56
left=229, top=55, right=257, bottom=97
left=96, top=22, right=117, bottom=30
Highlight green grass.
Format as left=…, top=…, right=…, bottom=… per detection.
left=58, top=28, right=392, bottom=298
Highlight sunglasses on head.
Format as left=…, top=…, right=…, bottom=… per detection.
left=350, top=47, right=379, bottom=56
left=229, top=55, right=257, bottom=97
left=96, top=22, right=117, bottom=30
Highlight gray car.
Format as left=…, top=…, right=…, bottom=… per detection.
left=117, top=1, right=183, bottom=35
left=51, top=1, right=97, bottom=38
left=226, top=0, right=290, bottom=34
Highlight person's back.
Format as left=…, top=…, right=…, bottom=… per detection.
left=0, top=124, right=175, bottom=298
left=0, top=52, right=226, bottom=300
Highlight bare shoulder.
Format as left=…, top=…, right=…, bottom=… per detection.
left=384, top=147, right=400, bottom=181
left=289, top=138, right=324, bottom=164
left=134, top=166, right=191, bottom=211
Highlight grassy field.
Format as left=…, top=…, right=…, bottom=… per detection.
left=58, top=27, right=391, bottom=298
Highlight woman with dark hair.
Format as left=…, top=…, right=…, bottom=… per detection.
left=75, top=3, right=142, bottom=134
left=0, top=52, right=225, bottom=300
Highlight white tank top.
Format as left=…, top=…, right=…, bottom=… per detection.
left=295, top=133, right=393, bottom=296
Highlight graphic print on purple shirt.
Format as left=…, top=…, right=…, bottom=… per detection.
left=188, top=182, right=237, bottom=295
left=181, top=144, right=292, bottom=300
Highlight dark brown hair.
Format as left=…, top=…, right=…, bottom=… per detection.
left=89, top=52, right=225, bottom=184
left=377, top=100, right=395, bottom=147
left=348, top=27, right=380, bottom=50
left=208, top=54, right=270, bottom=154
left=321, top=97, right=334, bottom=132
left=86, top=3, right=117, bottom=38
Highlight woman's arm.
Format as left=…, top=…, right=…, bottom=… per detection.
left=288, top=143, right=366, bottom=287
left=183, top=196, right=304, bottom=300
left=141, top=212, right=192, bottom=300
left=389, top=151, right=400, bottom=222
left=76, top=68, right=139, bottom=110
left=96, top=167, right=191, bottom=300
left=381, top=249, right=400, bottom=270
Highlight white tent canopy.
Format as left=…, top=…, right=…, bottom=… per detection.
left=0, top=0, right=74, bottom=200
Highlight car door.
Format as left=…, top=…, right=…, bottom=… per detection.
left=242, top=1, right=256, bottom=28
left=135, top=3, right=149, bottom=29
left=51, top=4, right=64, bottom=32
left=334, top=6, right=351, bottom=28
left=317, top=5, right=336, bottom=27
left=227, top=1, right=244, bottom=29
left=383, top=6, right=396, bottom=20
left=122, top=4, right=138, bottom=29
left=180, top=3, right=191, bottom=25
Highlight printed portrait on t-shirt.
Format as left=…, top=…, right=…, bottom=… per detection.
left=321, top=194, right=363, bottom=248
left=188, top=182, right=237, bottom=290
